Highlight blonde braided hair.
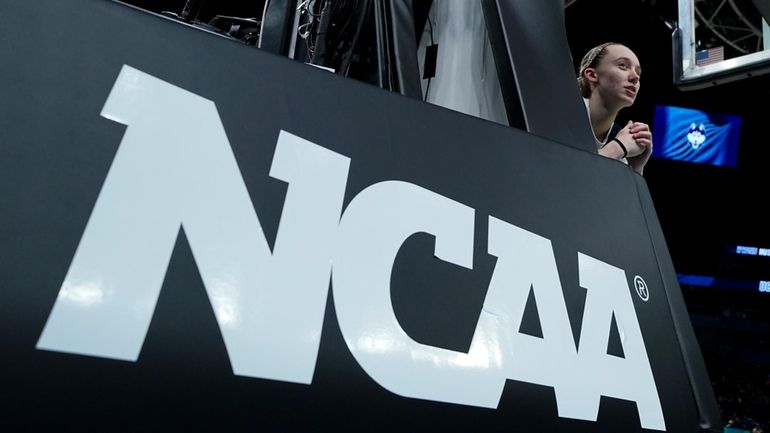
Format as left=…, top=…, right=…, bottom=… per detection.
left=577, top=42, right=619, bottom=98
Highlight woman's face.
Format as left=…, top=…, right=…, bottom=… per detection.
left=592, top=44, right=642, bottom=109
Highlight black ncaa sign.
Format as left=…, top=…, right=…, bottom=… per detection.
left=0, top=1, right=719, bottom=432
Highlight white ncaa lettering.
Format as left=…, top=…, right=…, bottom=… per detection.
left=332, top=181, right=505, bottom=408
left=37, top=65, right=351, bottom=384
left=484, top=217, right=581, bottom=411
left=573, top=254, right=665, bottom=430
left=36, top=66, right=666, bottom=430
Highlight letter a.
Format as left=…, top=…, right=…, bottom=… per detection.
left=568, top=253, right=666, bottom=431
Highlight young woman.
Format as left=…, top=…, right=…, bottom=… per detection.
left=578, top=42, right=653, bottom=175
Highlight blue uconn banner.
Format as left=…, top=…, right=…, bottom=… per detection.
left=652, top=104, right=742, bottom=167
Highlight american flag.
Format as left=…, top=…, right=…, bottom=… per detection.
left=695, top=46, right=724, bottom=66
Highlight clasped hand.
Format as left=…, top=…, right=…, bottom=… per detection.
left=617, top=120, right=653, bottom=174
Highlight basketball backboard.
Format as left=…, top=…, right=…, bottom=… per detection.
left=676, top=0, right=770, bottom=89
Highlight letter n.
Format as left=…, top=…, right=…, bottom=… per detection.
left=37, top=65, right=350, bottom=384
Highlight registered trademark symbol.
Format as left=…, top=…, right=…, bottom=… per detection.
left=634, top=276, right=649, bottom=301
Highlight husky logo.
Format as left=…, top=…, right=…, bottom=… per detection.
left=36, top=65, right=666, bottom=431
left=687, top=123, right=706, bottom=149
